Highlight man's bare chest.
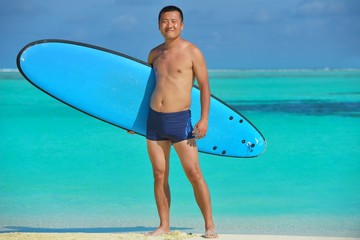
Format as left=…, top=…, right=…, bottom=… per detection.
left=153, top=52, right=192, bottom=75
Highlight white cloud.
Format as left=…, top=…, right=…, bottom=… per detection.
left=253, top=10, right=272, bottom=24
left=112, top=14, right=138, bottom=30
left=297, top=0, right=346, bottom=16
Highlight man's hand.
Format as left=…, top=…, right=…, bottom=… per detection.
left=193, top=118, right=208, bottom=139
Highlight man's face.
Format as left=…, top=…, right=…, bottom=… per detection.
left=158, top=11, right=184, bottom=39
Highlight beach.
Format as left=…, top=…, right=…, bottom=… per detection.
left=0, top=232, right=359, bottom=240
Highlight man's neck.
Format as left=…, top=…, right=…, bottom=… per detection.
left=164, top=37, right=182, bottom=50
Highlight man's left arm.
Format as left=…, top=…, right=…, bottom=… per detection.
left=192, top=47, right=210, bottom=139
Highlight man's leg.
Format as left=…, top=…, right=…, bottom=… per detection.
left=146, top=139, right=171, bottom=236
left=174, top=139, right=218, bottom=238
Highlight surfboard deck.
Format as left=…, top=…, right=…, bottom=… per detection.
left=17, top=39, right=266, bottom=158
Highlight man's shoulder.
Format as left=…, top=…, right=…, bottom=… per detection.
left=150, top=43, right=164, bottom=53
left=180, top=39, right=201, bottom=53
left=180, top=40, right=203, bottom=59
left=148, top=44, right=164, bottom=64
left=180, top=39, right=195, bottom=49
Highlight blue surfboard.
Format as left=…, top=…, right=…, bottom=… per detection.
left=17, top=39, right=266, bottom=158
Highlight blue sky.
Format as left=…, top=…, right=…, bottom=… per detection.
left=1, top=0, right=359, bottom=69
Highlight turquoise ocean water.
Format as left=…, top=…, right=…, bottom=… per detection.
left=0, top=69, right=359, bottom=237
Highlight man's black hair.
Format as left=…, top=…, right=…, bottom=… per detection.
left=158, top=5, right=183, bottom=23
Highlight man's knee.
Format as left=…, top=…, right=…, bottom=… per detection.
left=153, top=168, right=167, bottom=182
left=185, top=168, right=203, bottom=184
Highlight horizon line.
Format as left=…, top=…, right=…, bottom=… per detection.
left=2, top=67, right=360, bottom=73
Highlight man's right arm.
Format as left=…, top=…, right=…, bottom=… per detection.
left=148, top=47, right=157, bottom=65
left=127, top=49, right=155, bottom=135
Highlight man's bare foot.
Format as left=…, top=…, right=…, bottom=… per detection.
left=204, top=229, right=218, bottom=238
left=145, top=227, right=170, bottom=236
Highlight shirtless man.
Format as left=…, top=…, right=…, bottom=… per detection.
left=145, top=6, right=217, bottom=238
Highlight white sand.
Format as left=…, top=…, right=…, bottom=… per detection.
left=0, top=232, right=359, bottom=240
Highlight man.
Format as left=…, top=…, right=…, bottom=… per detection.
left=145, top=6, right=217, bottom=238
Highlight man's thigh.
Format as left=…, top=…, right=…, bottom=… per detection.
left=147, top=140, right=171, bottom=173
left=173, top=140, right=201, bottom=173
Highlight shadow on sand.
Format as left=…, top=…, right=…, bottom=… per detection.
left=0, top=225, right=193, bottom=233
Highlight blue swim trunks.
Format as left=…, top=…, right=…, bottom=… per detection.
left=146, top=108, right=194, bottom=144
